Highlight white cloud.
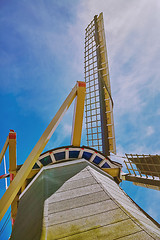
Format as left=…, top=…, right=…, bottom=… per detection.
left=1, top=0, right=160, bottom=155
left=145, top=126, right=155, bottom=136
left=64, top=0, right=160, bottom=157
left=2, top=0, right=160, bottom=127
left=74, top=1, right=159, bottom=117
left=157, top=109, right=160, bottom=116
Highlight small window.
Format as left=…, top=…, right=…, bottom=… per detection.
left=93, top=156, right=103, bottom=164
left=54, top=152, right=65, bottom=161
left=69, top=151, right=80, bottom=159
left=82, top=151, right=92, bottom=160
left=40, top=156, right=52, bottom=166
left=101, top=162, right=110, bottom=168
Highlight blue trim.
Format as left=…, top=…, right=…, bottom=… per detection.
left=54, top=152, right=65, bottom=161
left=40, top=156, right=52, bottom=166
left=93, top=156, right=103, bottom=164
left=101, top=162, right=110, bottom=168
left=69, top=150, right=80, bottom=159
left=82, top=151, right=92, bottom=160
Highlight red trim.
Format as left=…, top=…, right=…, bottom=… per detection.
left=0, top=174, right=5, bottom=179
left=65, top=148, right=69, bottom=150
left=9, top=132, right=16, bottom=139
left=10, top=173, right=14, bottom=181
left=77, top=81, right=86, bottom=87
left=0, top=173, right=10, bottom=179
left=12, top=218, right=15, bottom=226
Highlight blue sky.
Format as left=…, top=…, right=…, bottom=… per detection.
left=0, top=0, right=160, bottom=238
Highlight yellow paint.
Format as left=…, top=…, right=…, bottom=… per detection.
left=9, top=133, right=17, bottom=175
left=39, top=209, right=140, bottom=239
left=97, top=13, right=116, bottom=155
left=71, top=82, right=86, bottom=146
left=0, top=136, right=9, bottom=165
left=102, top=167, right=120, bottom=178
left=0, top=82, right=80, bottom=221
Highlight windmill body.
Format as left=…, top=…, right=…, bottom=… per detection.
left=10, top=156, right=160, bottom=239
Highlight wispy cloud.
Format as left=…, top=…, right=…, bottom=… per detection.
left=1, top=0, right=159, bottom=153
left=76, top=0, right=160, bottom=154
left=145, top=126, right=155, bottom=137
left=0, top=1, right=83, bottom=120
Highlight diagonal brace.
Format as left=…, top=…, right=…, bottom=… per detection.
left=0, top=82, right=85, bottom=221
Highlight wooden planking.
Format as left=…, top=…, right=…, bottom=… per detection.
left=141, top=222, right=160, bottom=238
left=45, top=166, right=158, bottom=239
left=117, top=231, right=154, bottom=240
left=90, top=167, right=119, bottom=188
left=56, top=176, right=97, bottom=193
left=101, top=186, right=146, bottom=214
left=10, top=162, right=160, bottom=240
left=47, top=208, right=128, bottom=239
left=89, top=167, right=160, bottom=237
left=46, top=166, right=159, bottom=239
left=67, top=168, right=91, bottom=181
left=89, top=167, right=141, bottom=210
left=47, top=184, right=102, bottom=203
left=48, top=199, right=117, bottom=226
left=99, top=179, right=159, bottom=231
left=57, top=219, right=141, bottom=240
left=47, top=191, right=109, bottom=214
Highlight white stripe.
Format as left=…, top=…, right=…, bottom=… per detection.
left=3, top=155, right=8, bottom=189
left=78, top=149, right=84, bottom=159
left=50, top=153, right=56, bottom=163
left=89, top=153, right=96, bottom=162
left=65, top=149, right=69, bottom=160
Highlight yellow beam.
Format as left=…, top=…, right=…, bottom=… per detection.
left=102, top=168, right=120, bottom=178
left=8, top=130, right=17, bottom=225
left=0, top=83, right=78, bottom=221
left=71, top=81, right=86, bottom=146
left=11, top=195, right=19, bottom=225
left=21, top=179, right=28, bottom=193
left=97, top=13, right=116, bottom=155
left=27, top=169, right=39, bottom=179
left=0, top=136, right=9, bottom=165
left=9, top=130, right=17, bottom=175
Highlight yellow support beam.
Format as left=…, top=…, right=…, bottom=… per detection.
left=71, top=81, right=86, bottom=146
left=9, top=130, right=17, bottom=175
left=0, top=82, right=81, bottom=221
left=0, top=136, right=9, bottom=165
left=8, top=130, right=17, bottom=225
left=96, top=13, right=116, bottom=155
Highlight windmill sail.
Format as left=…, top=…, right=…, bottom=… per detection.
left=84, top=13, right=116, bottom=156
left=122, top=154, right=160, bottom=190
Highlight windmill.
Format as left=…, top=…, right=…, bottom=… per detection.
left=0, top=12, right=159, bottom=240
left=84, top=12, right=160, bottom=191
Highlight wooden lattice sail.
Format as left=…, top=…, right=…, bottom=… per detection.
left=84, top=13, right=116, bottom=156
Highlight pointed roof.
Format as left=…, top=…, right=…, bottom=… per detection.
left=11, top=159, right=160, bottom=239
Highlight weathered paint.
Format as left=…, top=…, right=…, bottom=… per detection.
left=10, top=160, right=160, bottom=239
